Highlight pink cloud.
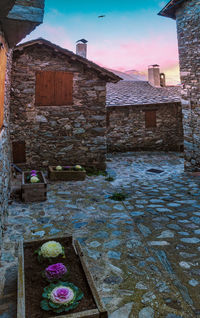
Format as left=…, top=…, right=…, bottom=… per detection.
left=88, top=36, right=179, bottom=73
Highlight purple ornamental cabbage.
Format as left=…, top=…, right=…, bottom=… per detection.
left=45, top=263, right=67, bottom=281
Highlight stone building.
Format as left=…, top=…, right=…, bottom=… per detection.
left=159, top=0, right=200, bottom=171
left=10, top=38, right=120, bottom=171
left=106, top=81, right=183, bottom=152
left=0, top=1, right=44, bottom=243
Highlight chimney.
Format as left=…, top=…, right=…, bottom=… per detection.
left=76, top=39, right=88, bottom=58
left=148, top=64, right=160, bottom=87
left=160, top=73, right=166, bottom=87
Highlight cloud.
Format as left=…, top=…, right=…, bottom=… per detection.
left=88, top=36, right=179, bottom=71
left=22, top=24, right=74, bottom=50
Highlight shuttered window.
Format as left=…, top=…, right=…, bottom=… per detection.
left=145, top=110, right=157, bottom=128
left=12, top=141, right=26, bottom=163
left=35, top=71, right=73, bottom=106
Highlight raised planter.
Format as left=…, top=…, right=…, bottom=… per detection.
left=48, top=166, right=86, bottom=181
left=21, top=171, right=47, bottom=202
left=17, top=235, right=108, bottom=318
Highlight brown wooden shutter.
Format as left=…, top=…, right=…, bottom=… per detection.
left=12, top=141, right=26, bottom=163
left=35, top=71, right=73, bottom=106
left=35, top=71, right=55, bottom=106
left=0, top=46, right=7, bottom=130
left=55, top=71, right=73, bottom=105
left=145, top=110, right=157, bottom=128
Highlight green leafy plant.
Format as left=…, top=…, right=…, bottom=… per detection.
left=41, top=281, right=84, bottom=313
left=86, top=167, right=107, bottom=177
left=109, top=192, right=127, bottom=201
left=105, top=176, right=114, bottom=182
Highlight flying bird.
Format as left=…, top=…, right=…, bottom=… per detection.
left=76, top=39, right=88, bottom=44
left=98, top=15, right=106, bottom=18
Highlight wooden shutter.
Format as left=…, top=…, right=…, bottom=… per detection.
left=35, top=71, right=73, bottom=106
left=0, top=46, right=7, bottom=130
left=145, top=110, right=156, bottom=128
left=12, top=141, right=26, bottom=163
left=35, top=71, right=55, bottom=106
left=55, top=71, right=73, bottom=105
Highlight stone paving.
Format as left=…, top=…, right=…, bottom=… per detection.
left=1, top=152, right=200, bottom=318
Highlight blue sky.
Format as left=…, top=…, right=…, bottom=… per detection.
left=24, top=0, right=180, bottom=83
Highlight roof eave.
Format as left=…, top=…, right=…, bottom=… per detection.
left=0, top=0, right=45, bottom=47
left=158, top=0, right=186, bottom=19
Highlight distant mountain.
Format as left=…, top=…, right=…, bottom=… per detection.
left=125, top=70, right=147, bottom=81
left=107, top=68, right=147, bottom=81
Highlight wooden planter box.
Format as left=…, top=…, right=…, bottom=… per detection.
left=22, top=171, right=47, bottom=202
left=18, top=236, right=107, bottom=318
left=48, top=166, right=86, bottom=181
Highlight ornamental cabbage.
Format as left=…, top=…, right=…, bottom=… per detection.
left=74, top=165, right=82, bottom=170
left=41, top=281, right=84, bottom=313
left=40, top=241, right=64, bottom=258
left=45, top=263, right=67, bottom=281
left=30, top=176, right=40, bottom=183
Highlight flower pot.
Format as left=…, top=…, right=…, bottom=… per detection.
left=48, top=166, right=86, bottom=182
left=17, top=235, right=108, bottom=318
left=21, top=171, right=47, bottom=202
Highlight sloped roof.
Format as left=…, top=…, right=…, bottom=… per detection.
left=158, top=0, right=186, bottom=19
left=106, top=81, right=181, bottom=106
left=14, top=38, right=121, bottom=83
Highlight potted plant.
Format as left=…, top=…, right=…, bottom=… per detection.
left=17, top=236, right=108, bottom=318
left=48, top=165, right=86, bottom=181
left=21, top=170, right=47, bottom=202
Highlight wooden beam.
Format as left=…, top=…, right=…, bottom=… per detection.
left=0, top=0, right=15, bottom=18
left=7, top=4, right=44, bottom=23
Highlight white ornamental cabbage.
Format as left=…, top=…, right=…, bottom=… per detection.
left=30, top=176, right=40, bottom=183
left=41, top=241, right=63, bottom=258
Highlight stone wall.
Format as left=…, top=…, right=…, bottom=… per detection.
left=107, top=102, right=183, bottom=152
left=0, top=29, right=12, bottom=244
left=10, top=45, right=107, bottom=170
left=176, top=0, right=200, bottom=170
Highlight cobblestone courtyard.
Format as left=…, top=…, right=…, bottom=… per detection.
left=1, top=152, right=200, bottom=318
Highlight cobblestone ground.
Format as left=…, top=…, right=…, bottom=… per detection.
left=1, top=152, right=200, bottom=318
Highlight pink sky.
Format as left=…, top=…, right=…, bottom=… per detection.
left=25, top=22, right=180, bottom=85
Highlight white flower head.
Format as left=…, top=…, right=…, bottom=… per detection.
left=30, top=176, right=40, bottom=183
left=40, top=241, right=63, bottom=258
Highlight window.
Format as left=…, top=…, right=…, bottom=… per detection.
left=35, top=71, right=73, bottom=106
left=12, top=141, right=26, bottom=163
left=145, top=110, right=157, bottom=128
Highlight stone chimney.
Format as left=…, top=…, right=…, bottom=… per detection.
left=160, top=73, right=166, bottom=87
left=148, top=64, right=160, bottom=87
left=76, top=39, right=87, bottom=58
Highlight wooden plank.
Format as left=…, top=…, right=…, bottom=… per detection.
left=7, top=4, right=44, bottom=23
left=17, top=240, right=25, bottom=318
left=12, top=141, right=26, bottom=163
left=145, top=110, right=156, bottom=128
left=0, top=44, right=7, bottom=130
left=74, top=241, right=108, bottom=318
left=55, top=71, right=73, bottom=105
left=15, top=0, right=45, bottom=9
left=51, top=309, right=100, bottom=318
left=35, top=71, right=55, bottom=106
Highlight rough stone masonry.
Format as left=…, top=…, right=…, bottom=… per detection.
left=10, top=40, right=119, bottom=171
left=0, top=28, right=12, bottom=246
left=176, top=0, right=200, bottom=171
